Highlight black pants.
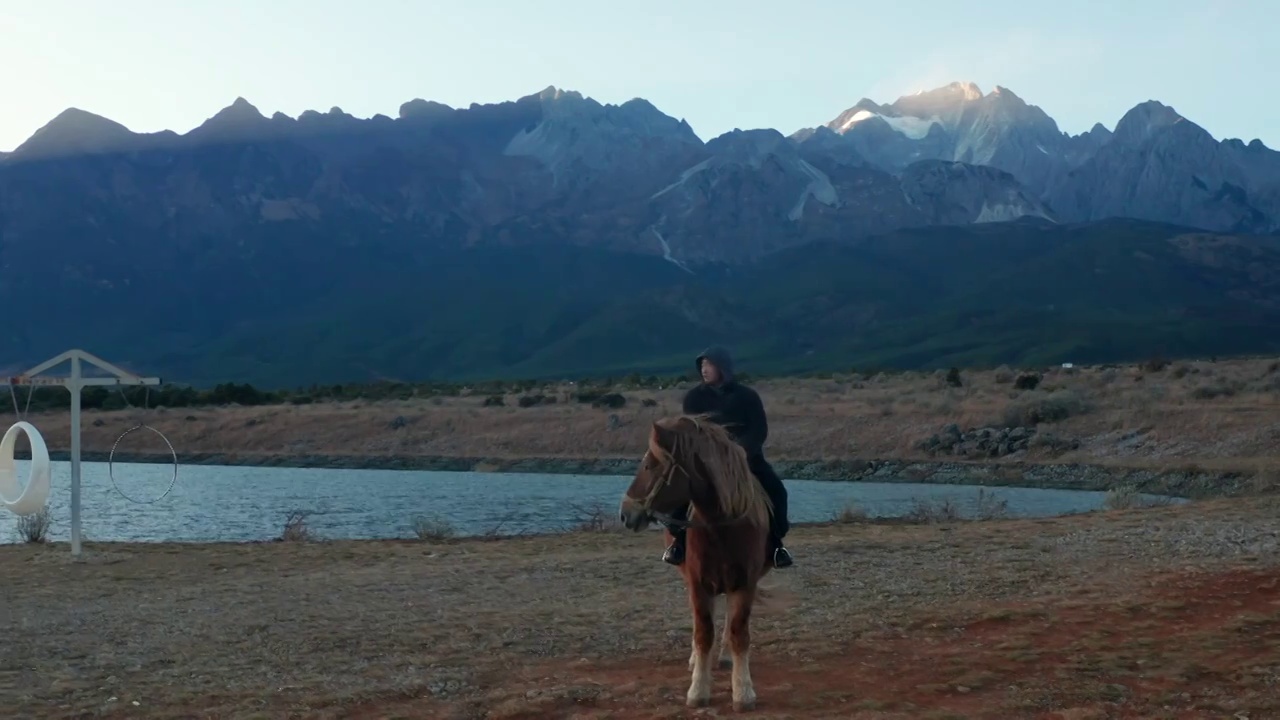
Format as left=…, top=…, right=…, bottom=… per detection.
left=667, top=455, right=790, bottom=541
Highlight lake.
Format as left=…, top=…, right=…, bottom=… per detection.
left=0, top=460, right=1178, bottom=544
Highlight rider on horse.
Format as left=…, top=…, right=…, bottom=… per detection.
left=662, top=346, right=794, bottom=569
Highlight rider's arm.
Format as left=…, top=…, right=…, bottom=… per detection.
left=737, top=388, right=768, bottom=457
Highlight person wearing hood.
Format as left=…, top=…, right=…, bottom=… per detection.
left=662, top=346, right=794, bottom=569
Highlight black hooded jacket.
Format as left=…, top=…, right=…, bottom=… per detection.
left=681, top=346, right=769, bottom=461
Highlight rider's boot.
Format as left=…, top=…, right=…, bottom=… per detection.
left=663, top=528, right=687, bottom=565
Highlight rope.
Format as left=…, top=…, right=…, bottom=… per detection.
left=109, top=385, right=179, bottom=504
left=8, top=382, right=33, bottom=420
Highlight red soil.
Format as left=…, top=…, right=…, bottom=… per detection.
left=343, top=566, right=1279, bottom=719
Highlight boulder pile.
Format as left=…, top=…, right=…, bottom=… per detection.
left=919, top=423, right=1082, bottom=458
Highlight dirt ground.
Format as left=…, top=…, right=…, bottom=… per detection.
left=17, top=356, right=1280, bottom=474
left=3, top=496, right=1278, bottom=719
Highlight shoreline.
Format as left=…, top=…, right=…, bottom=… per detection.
left=41, top=449, right=1255, bottom=499
left=11, top=356, right=1280, bottom=504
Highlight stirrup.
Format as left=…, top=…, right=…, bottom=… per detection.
left=662, top=540, right=685, bottom=566
left=772, top=546, right=794, bottom=568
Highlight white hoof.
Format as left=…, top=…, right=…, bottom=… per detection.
left=733, top=683, right=757, bottom=711
left=687, top=667, right=712, bottom=708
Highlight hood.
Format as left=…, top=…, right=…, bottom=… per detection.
left=695, top=346, right=735, bottom=383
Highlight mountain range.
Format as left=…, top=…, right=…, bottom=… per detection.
left=3, top=82, right=1280, bottom=386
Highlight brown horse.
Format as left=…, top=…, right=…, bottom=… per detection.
left=618, top=415, right=775, bottom=712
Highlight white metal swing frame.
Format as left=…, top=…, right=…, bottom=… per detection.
left=5, top=349, right=161, bottom=556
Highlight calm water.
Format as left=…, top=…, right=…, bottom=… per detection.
left=0, top=460, right=1178, bottom=544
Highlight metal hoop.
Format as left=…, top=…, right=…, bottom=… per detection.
left=108, top=423, right=179, bottom=504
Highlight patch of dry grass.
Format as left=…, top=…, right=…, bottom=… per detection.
left=410, top=514, right=457, bottom=542
left=280, top=509, right=314, bottom=541
left=564, top=500, right=624, bottom=533
left=1, top=496, right=1276, bottom=718
left=16, top=356, right=1280, bottom=473
left=12, top=506, right=50, bottom=543
left=832, top=500, right=869, bottom=523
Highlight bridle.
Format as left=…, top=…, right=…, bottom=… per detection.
left=630, top=447, right=749, bottom=530
left=632, top=451, right=698, bottom=527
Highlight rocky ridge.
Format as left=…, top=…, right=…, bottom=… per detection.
left=5, top=81, right=1276, bottom=273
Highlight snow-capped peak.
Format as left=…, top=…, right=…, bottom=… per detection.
left=955, top=81, right=983, bottom=101
left=835, top=110, right=939, bottom=140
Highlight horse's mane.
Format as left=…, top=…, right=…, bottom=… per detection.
left=650, top=414, right=772, bottom=527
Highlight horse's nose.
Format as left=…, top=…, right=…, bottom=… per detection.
left=618, top=497, right=649, bottom=532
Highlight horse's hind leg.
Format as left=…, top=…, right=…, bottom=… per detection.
left=726, top=588, right=758, bottom=712
left=691, top=596, right=732, bottom=670
left=716, top=597, right=732, bottom=668
left=685, top=586, right=715, bottom=708
left=689, top=596, right=732, bottom=672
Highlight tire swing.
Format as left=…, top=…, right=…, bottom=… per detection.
left=108, top=387, right=179, bottom=505
left=0, top=421, right=52, bottom=516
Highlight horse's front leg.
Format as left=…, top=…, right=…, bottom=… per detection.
left=685, top=585, right=715, bottom=707
left=726, top=588, right=758, bottom=712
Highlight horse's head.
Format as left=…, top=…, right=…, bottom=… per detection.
left=618, top=418, right=695, bottom=531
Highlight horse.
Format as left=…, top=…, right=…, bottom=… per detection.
left=618, top=414, right=775, bottom=712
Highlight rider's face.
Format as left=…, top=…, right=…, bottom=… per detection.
left=700, top=360, right=721, bottom=385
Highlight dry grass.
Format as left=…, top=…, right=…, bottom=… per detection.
left=564, top=500, right=625, bottom=533
left=19, top=356, right=1280, bottom=472
left=410, top=514, right=457, bottom=542
left=832, top=500, right=869, bottom=523
left=2, top=496, right=1277, bottom=718
left=12, top=507, right=50, bottom=543
left=280, top=510, right=315, bottom=542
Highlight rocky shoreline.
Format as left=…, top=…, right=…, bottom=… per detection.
left=40, top=449, right=1254, bottom=499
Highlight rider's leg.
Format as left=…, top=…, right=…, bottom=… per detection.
left=750, top=459, right=793, bottom=568
left=663, top=503, right=690, bottom=565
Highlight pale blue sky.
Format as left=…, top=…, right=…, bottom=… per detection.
left=1, top=0, right=1274, bottom=152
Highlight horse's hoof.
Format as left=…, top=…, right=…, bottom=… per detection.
left=686, top=694, right=711, bottom=708
left=733, top=699, right=756, bottom=712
